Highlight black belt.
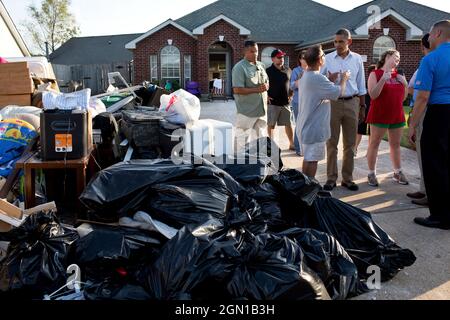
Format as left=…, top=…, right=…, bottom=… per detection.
left=338, top=95, right=358, bottom=101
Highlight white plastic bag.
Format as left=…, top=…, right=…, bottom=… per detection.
left=159, top=89, right=201, bottom=125
left=42, top=89, right=91, bottom=111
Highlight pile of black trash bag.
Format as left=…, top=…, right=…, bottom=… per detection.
left=0, top=138, right=416, bottom=300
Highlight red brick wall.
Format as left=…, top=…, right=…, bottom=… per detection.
left=353, top=16, right=422, bottom=81
left=304, top=16, right=422, bottom=82
left=133, top=15, right=424, bottom=93
left=196, top=19, right=248, bottom=93
left=132, top=25, right=197, bottom=85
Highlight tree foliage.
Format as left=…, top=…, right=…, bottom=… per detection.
left=22, top=0, right=80, bottom=55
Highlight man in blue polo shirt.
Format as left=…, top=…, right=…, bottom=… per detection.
left=408, top=20, right=450, bottom=230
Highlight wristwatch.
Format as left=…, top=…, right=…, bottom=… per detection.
left=360, top=104, right=366, bottom=108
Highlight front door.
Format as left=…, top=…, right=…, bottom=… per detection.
left=208, top=42, right=232, bottom=96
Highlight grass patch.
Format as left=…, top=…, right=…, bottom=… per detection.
left=381, top=106, right=414, bottom=150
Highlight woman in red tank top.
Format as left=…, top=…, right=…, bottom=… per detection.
left=366, top=49, right=409, bottom=187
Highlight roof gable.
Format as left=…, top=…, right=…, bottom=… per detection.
left=297, top=0, right=449, bottom=48
left=355, top=8, right=423, bottom=40
left=125, top=19, right=196, bottom=49
left=192, top=14, right=251, bottom=35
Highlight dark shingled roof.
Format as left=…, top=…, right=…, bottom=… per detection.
left=49, top=33, right=142, bottom=65
left=51, top=0, right=448, bottom=64
left=176, top=0, right=449, bottom=44
left=305, top=0, right=450, bottom=44
left=175, top=0, right=341, bottom=43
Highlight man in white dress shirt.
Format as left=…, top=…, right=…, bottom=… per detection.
left=321, top=28, right=367, bottom=191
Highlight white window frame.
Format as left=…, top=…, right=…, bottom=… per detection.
left=160, top=45, right=181, bottom=85
left=372, top=36, right=396, bottom=63
left=184, top=55, right=192, bottom=85
left=284, top=56, right=290, bottom=69
left=261, top=46, right=276, bottom=68
left=150, top=55, right=158, bottom=83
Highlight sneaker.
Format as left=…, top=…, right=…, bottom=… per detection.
left=393, top=171, right=409, bottom=185
left=368, top=173, right=379, bottom=187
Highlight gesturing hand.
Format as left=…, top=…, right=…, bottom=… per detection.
left=328, top=71, right=340, bottom=83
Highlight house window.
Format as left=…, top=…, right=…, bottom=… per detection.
left=373, top=36, right=396, bottom=63
left=150, top=55, right=158, bottom=83
left=184, top=55, right=192, bottom=85
left=161, top=45, right=181, bottom=87
left=261, top=46, right=276, bottom=68
left=284, top=56, right=290, bottom=69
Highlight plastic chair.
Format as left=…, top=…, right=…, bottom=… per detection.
left=185, top=81, right=201, bottom=98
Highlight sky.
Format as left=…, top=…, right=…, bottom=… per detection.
left=3, top=0, right=450, bottom=40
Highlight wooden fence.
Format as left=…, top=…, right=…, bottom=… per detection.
left=52, top=62, right=132, bottom=94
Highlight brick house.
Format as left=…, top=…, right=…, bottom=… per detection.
left=125, top=0, right=448, bottom=96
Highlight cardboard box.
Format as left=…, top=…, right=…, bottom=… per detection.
left=0, top=94, right=32, bottom=107
left=0, top=62, right=34, bottom=95
left=0, top=199, right=57, bottom=232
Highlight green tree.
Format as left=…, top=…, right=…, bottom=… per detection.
left=22, top=0, right=80, bottom=55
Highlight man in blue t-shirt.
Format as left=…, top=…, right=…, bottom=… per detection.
left=408, top=20, right=450, bottom=230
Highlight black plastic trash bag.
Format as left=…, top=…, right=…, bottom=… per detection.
left=268, top=169, right=322, bottom=207
left=227, top=232, right=330, bottom=300
left=308, top=196, right=416, bottom=281
left=74, top=224, right=165, bottom=283
left=217, top=137, right=283, bottom=185
left=140, top=220, right=239, bottom=300
left=277, top=228, right=368, bottom=299
left=0, top=211, right=79, bottom=298
left=83, top=281, right=151, bottom=300
left=80, top=158, right=243, bottom=223
left=144, top=173, right=240, bottom=228
left=141, top=218, right=330, bottom=300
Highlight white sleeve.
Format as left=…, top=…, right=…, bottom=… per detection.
left=408, top=70, right=418, bottom=89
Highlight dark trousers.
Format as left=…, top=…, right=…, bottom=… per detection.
left=420, top=104, right=450, bottom=223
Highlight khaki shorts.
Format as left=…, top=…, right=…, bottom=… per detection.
left=302, top=142, right=326, bottom=162
left=234, top=113, right=267, bottom=151
left=268, top=104, right=292, bottom=126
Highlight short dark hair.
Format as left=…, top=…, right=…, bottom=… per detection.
left=304, top=45, right=322, bottom=67
left=432, top=20, right=450, bottom=29
left=432, top=20, right=450, bottom=38
left=298, top=50, right=306, bottom=61
left=335, top=28, right=352, bottom=39
left=421, top=33, right=430, bottom=49
left=244, top=40, right=257, bottom=48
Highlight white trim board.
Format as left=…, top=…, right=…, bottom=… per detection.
left=355, top=9, right=423, bottom=40
left=193, top=14, right=251, bottom=35
left=125, top=19, right=196, bottom=49
left=0, top=0, right=30, bottom=56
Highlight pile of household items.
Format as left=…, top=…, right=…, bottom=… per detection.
left=0, top=61, right=416, bottom=300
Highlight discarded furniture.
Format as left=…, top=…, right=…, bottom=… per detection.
left=208, top=78, right=228, bottom=102
left=15, top=152, right=91, bottom=209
